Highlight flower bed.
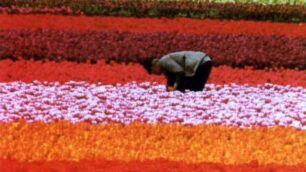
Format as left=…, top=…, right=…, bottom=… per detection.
left=0, top=122, right=305, bottom=164
left=1, top=59, right=306, bottom=87
left=1, top=15, right=306, bottom=37
left=0, top=159, right=305, bottom=172
left=0, top=2, right=305, bottom=170
left=0, top=81, right=305, bottom=129
left=1, top=29, right=305, bottom=69
left=0, top=1, right=305, bottom=22
left=2, top=0, right=305, bottom=6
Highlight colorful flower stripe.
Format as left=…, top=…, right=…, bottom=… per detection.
left=1, top=29, right=305, bottom=69
left=0, top=7, right=81, bottom=15
left=0, top=1, right=305, bottom=22
left=1, top=59, right=305, bottom=87
left=1, top=15, right=306, bottom=37
left=0, top=159, right=305, bottom=172
left=0, top=122, right=305, bottom=164
left=0, top=82, right=305, bottom=129
left=1, top=0, right=305, bottom=6
left=0, top=59, right=164, bottom=84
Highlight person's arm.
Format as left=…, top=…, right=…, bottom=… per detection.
left=164, top=71, right=184, bottom=91
left=159, top=54, right=184, bottom=74
left=160, top=53, right=185, bottom=91
left=173, top=72, right=184, bottom=90
left=165, top=72, right=176, bottom=91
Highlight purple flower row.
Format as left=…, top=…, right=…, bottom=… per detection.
left=0, top=0, right=305, bottom=22
left=0, top=6, right=82, bottom=15
left=0, top=81, right=305, bottom=129
left=1, top=29, right=305, bottom=69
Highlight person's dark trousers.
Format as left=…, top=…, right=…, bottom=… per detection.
left=177, top=60, right=213, bottom=92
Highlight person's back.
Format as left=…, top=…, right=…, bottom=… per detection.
left=159, top=51, right=211, bottom=77
left=142, top=50, right=213, bottom=92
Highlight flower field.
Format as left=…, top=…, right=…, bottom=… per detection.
left=0, top=81, right=305, bottom=129
left=0, top=0, right=305, bottom=171
left=1, top=0, right=305, bottom=22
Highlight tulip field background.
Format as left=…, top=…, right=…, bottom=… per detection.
left=0, top=1, right=305, bottom=172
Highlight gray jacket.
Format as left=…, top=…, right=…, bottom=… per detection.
left=159, top=51, right=211, bottom=76
left=159, top=51, right=211, bottom=88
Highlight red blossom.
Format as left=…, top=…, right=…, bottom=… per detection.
left=0, top=59, right=305, bottom=87
left=0, top=15, right=305, bottom=37
left=0, top=29, right=305, bottom=69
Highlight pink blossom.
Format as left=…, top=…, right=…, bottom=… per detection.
left=0, top=81, right=305, bottom=129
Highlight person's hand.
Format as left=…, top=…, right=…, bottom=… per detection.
left=167, top=86, right=175, bottom=92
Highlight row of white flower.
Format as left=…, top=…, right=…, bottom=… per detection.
left=0, top=81, right=305, bottom=129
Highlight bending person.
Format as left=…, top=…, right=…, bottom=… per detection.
left=141, top=51, right=213, bottom=92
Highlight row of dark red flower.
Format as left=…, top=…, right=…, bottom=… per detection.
left=1, top=29, right=305, bottom=69
left=1, top=0, right=305, bottom=22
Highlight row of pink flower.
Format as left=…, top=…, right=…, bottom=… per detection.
left=0, top=81, right=304, bottom=129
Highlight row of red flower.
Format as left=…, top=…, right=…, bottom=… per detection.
left=1, top=29, right=305, bottom=69
left=0, top=159, right=304, bottom=172
left=1, top=14, right=305, bottom=37
left=1, top=59, right=305, bottom=87
left=1, top=1, right=305, bottom=22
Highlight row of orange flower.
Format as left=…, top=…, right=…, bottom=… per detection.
left=0, top=159, right=305, bottom=172
left=0, top=121, right=305, bottom=165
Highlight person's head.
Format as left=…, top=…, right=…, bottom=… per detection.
left=141, top=58, right=162, bottom=75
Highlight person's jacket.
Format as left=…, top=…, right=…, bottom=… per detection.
left=159, top=51, right=211, bottom=77
left=159, top=51, right=211, bottom=88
